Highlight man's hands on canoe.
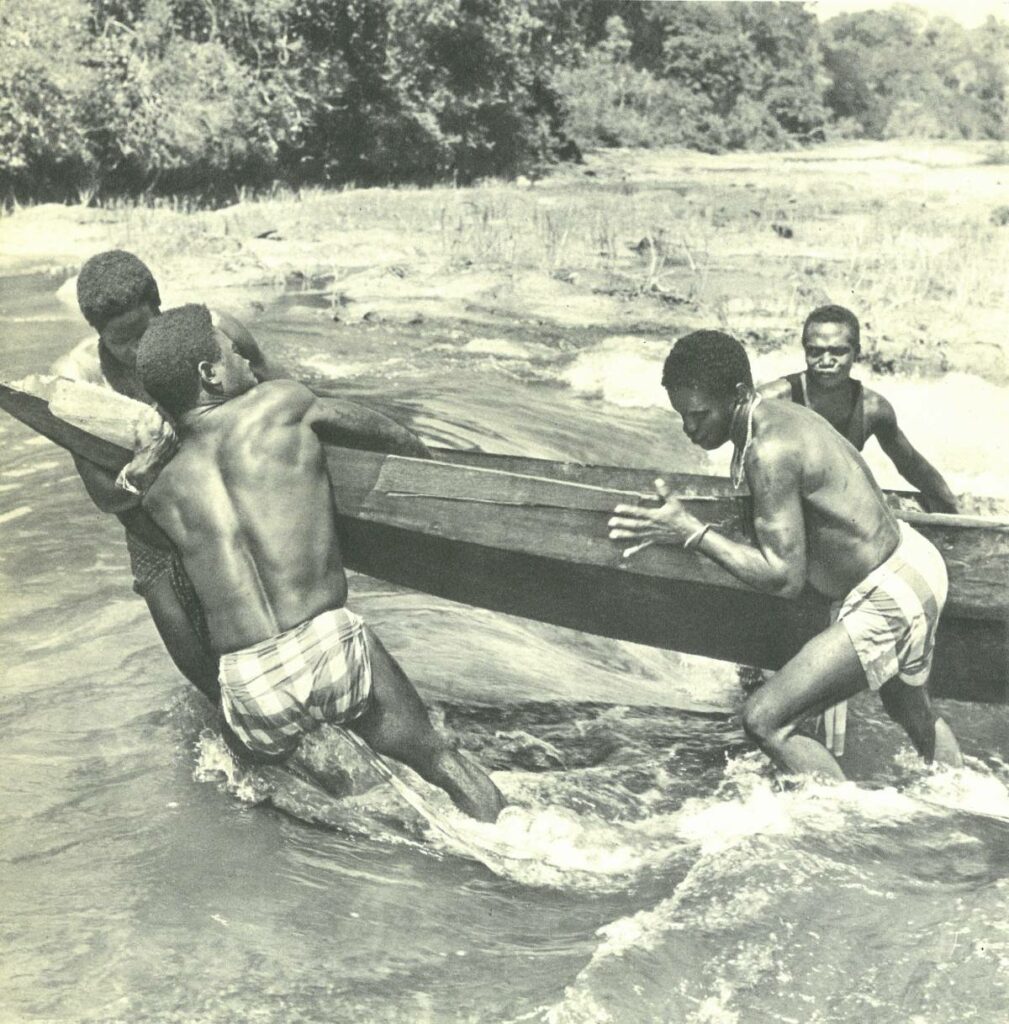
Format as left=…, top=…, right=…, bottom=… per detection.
left=608, top=478, right=705, bottom=558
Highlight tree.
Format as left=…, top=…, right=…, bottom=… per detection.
left=821, top=6, right=1009, bottom=140
left=655, top=2, right=828, bottom=148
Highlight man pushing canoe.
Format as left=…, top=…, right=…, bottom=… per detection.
left=51, top=250, right=285, bottom=704
left=608, top=330, right=962, bottom=779
left=132, top=304, right=505, bottom=821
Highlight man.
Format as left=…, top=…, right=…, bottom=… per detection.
left=759, top=305, right=958, bottom=513
left=133, top=304, right=505, bottom=821
left=50, top=250, right=286, bottom=703
left=608, top=329, right=962, bottom=779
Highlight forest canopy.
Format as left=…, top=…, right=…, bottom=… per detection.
left=2, top=0, right=1007, bottom=202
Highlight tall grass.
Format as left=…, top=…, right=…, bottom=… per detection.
left=33, top=144, right=1006, bottom=373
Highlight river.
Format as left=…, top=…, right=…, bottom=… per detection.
left=2, top=270, right=1008, bottom=1024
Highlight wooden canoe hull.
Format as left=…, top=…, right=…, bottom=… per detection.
left=2, top=378, right=1007, bottom=704
left=333, top=447, right=1009, bottom=704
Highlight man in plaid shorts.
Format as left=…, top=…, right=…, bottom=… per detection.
left=132, top=304, right=505, bottom=822
left=51, top=250, right=288, bottom=705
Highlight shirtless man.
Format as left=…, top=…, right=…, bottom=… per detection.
left=759, top=305, right=958, bottom=513
left=50, top=250, right=286, bottom=703
left=134, top=304, right=505, bottom=821
left=608, top=330, right=962, bottom=779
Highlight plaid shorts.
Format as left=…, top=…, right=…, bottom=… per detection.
left=126, top=529, right=174, bottom=595
left=218, top=607, right=373, bottom=759
left=834, top=521, right=948, bottom=691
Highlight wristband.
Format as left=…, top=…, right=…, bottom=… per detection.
left=683, top=523, right=711, bottom=551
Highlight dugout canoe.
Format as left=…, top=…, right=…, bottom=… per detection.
left=2, top=376, right=1007, bottom=705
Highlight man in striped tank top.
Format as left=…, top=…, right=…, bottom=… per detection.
left=608, top=331, right=962, bottom=780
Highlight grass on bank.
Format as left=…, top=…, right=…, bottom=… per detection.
left=8, top=144, right=1008, bottom=376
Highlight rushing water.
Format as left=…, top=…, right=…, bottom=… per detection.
left=2, top=271, right=1009, bottom=1024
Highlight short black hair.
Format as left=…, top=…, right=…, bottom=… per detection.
left=802, top=305, right=860, bottom=355
left=661, top=330, right=753, bottom=396
left=76, top=250, right=161, bottom=332
left=137, top=304, right=218, bottom=417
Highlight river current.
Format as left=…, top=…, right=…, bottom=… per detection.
left=2, top=271, right=1008, bottom=1024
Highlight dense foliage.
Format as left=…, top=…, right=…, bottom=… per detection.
left=1, top=0, right=1007, bottom=201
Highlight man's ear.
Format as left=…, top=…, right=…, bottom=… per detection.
left=198, top=359, right=222, bottom=393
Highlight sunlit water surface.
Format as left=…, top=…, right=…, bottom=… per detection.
left=2, top=273, right=1008, bottom=1024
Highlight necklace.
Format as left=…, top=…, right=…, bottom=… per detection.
left=730, top=392, right=760, bottom=490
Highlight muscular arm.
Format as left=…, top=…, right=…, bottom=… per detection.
left=71, top=453, right=175, bottom=548
left=73, top=453, right=140, bottom=515
left=695, top=441, right=807, bottom=596
left=305, top=395, right=431, bottom=458
left=608, top=439, right=807, bottom=597
left=870, top=396, right=958, bottom=513
left=214, top=311, right=288, bottom=382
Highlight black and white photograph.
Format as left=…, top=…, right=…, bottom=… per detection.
left=2, top=1, right=1008, bottom=1021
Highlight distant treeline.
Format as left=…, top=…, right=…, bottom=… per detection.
left=3, top=0, right=1008, bottom=202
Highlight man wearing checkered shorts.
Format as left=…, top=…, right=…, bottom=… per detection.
left=131, top=303, right=505, bottom=822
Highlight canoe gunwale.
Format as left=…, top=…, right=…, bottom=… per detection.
left=2, top=378, right=1007, bottom=703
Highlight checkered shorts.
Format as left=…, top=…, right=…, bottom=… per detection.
left=125, top=529, right=210, bottom=646
left=834, top=521, right=948, bottom=691
left=219, top=607, right=373, bottom=759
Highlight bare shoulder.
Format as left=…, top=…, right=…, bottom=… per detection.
left=50, top=336, right=102, bottom=382
left=141, top=445, right=188, bottom=513
left=751, top=401, right=806, bottom=473
left=749, top=424, right=801, bottom=473
left=861, top=386, right=897, bottom=433
left=756, top=377, right=792, bottom=401
left=239, top=379, right=315, bottom=423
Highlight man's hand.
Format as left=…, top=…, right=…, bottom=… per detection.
left=920, top=493, right=959, bottom=515
left=607, top=478, right=704, bottom=558
left=117, top=407, right=179, bottom=495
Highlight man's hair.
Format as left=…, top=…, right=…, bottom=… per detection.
left=801, top=304, right=860, bottom=355
left=661, top=330, right=753, bottom=396
left=76, top=250, right=161, bottom=332
left=137, top=304, right=218, bottom=417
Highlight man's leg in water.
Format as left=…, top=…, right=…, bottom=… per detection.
left=878, top=679, right=962, bottom=768
left=143, top=574, right=220, bottom=704
left=741, top=622, right=869, bottom=779
left=349, top=627, right=505, bottom=822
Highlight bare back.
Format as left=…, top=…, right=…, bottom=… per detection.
left=143, top=381, right=347, bottom=653
left=749, top=399, right=899, bottom=599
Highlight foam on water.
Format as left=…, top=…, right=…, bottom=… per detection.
left=561, top=335, right=670, bottom=408
left=6, top=271, right=1009, bottom=1024
left=543, top=755, right=1009, bottom=1024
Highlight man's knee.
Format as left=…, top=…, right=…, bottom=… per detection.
left=741, top=694, right=788, bottom=749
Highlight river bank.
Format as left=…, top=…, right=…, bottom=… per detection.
left=2, top=140, right=1007, bottom=383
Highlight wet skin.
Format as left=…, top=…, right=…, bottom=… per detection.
left=143, top=338, right=347, bottom=653
left=141, top=336, right=504, bottom=820
left=612, top=385, right=901, bottom=601
left=758, top=319, right=958, bottom=513
left=608, top=383, right=962, bottom=778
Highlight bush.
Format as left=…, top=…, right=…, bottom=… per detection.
left=0, top=0, right=95, bottom=199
